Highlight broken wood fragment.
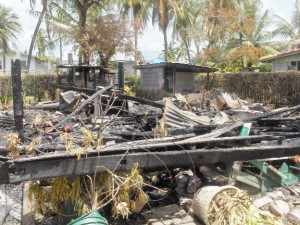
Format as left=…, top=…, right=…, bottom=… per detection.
left=199, top=165, right=228, bottom=184
left=55, top=85, right=115, bottom=128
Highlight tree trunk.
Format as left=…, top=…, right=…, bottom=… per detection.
left=183, top=39, right=191, bottom=64
left=27, top=5, right=46, bottom=71
left=59, top=33, right=63, bottom=62
left=134, top=21, right=138, bottom=74
left=3, top=53, right=6, bottom=73
left=78, top=0, right=88, bottom=64
left=163, top=28, right=168, bottom=62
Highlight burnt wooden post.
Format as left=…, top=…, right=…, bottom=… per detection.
left=118, top=62, right=124, bottom=93
left=206, top=72, right=210, bottom=90
left=11, top=59, right=24, bottom=142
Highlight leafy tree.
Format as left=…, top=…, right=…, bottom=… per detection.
left=223, top=2, right=277, bottom=70
left=0, top=4, right=21, bottom=71
left=193, top=0, right=277, bottom=71
left=76, top=14, right=133, bottom=66
left=49, top=0, right=106, bottom=64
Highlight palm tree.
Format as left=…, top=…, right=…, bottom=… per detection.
left=24, top=0, right=49, bottom=71
left=273, top=0, right=300, bottom=49
left=49, top=0, right=104, bottom=64
left=119, top=0, right=150, bottom=68
left=0, top=4, right=21, bottom=71
left=151, top=0, right=180, bottom=62
left=172, top=2, right=194, bottom=64
left=34, top=28, right=57, bottom=57
left=220, top=3, right=277, bottom=70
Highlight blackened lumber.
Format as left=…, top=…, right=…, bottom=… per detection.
left=116, top=93, right=164, bottom=109
left=11, top=59, right=24, bottom=142
left=5, top=144, right=300, bottom=183
left=199, top=165, right=228, bottom=184
left=183, top=121, right=244, bottom=142
left=168, top=125, right=217, bottom=135
left=100, top=134, right=277, bottom=154
left=2, top=134, right=277, bottom=162
left=56, top=84, right=164, bottom=109
left=0, top=162, right=10, bottom=184
left=109, top=124, right=217, bottom=138
left=55, top=85, right=115, bottom=128
left=0, top=134, right=272, bottom=156
left=111, top=133, right=196, bottom=147
left=259, top=117, right=298, bottom=122
left=245, top=104, right=300, bottom=122
left=109, top=130, right=154, bottom=138
left=26, top=102, right=60, bottom=111
left=259, top=132, right=300, bottom=139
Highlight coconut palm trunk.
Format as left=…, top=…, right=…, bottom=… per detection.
left=27, top=4, right=46, bottom=71
left=163, top=28, right=168, bottom=62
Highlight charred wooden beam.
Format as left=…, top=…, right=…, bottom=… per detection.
left=245, top=104, right=300, bottom=122
left=3, top=144, right=300, bottom=183
left=56, top=84, right=164, bottom=109
left=11, top=59, right=24, bottom=142
left=0, top=134, right=277, bottom=157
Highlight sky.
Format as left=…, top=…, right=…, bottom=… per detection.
left=0, top=0, right=296, bottom=61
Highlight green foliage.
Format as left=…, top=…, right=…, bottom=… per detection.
left=0, top=73, right=57, bottom=105
left=0, top=4, right=21, bottom=54
left=0, top=74, right=13, bottom=104
left=259, top=63, right=272, bottom=72
left=23, top=73, right=57, bottom=101
left=125, top=75, right=141, bottom=96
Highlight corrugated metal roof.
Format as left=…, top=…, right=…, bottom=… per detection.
left=260, top=48, right=300, bottom=62
left=135, top=62, right=217, bottom=73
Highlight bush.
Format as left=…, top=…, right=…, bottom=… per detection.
left=125, top=75, right=141, bottom=96
left=23, top=73, right=57, bottom=101
left=0, top=73, right=57, bottom=105
left=0, top=75, right=13, bottom=104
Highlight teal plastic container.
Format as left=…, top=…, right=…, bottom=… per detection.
left=67, top=211, right=108, bottom=225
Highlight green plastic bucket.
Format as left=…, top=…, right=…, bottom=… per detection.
left=67, top=211, right=108, bottom=225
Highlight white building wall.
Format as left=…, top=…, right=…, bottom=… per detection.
left=0, top=52, right=54, bottom=74
left=272, top=54, right=300, bottom=72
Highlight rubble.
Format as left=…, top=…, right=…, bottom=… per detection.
left=0, top=87, right=300, bottom=224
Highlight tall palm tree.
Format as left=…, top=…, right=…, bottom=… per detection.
left=24, top=0, right=50, bottom=71
left=273, top=0, right=300, bottom=49
left=0, top=4, right=21, bottom=71
left=172, top=2, right=194, bottom=64
left=50, top=0, right=104, bottom=64
left=221, top=4, right=277, bottom=70
left=151, top=0, right=180, bottom=62
left=34, top=28, right=56, bottom=57
left=119, top=0, right=150, bottom=68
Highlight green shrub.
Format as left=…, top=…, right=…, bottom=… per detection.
left=0, top=74, right=13, bottom=104
left=0, top=73, right=57, bottom=105
left=125, top=75, right=141, bottom=96
left=23, top=73, right=56, bottom=101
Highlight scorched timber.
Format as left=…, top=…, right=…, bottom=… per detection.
left=1, top=144, right=300, bottom=183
